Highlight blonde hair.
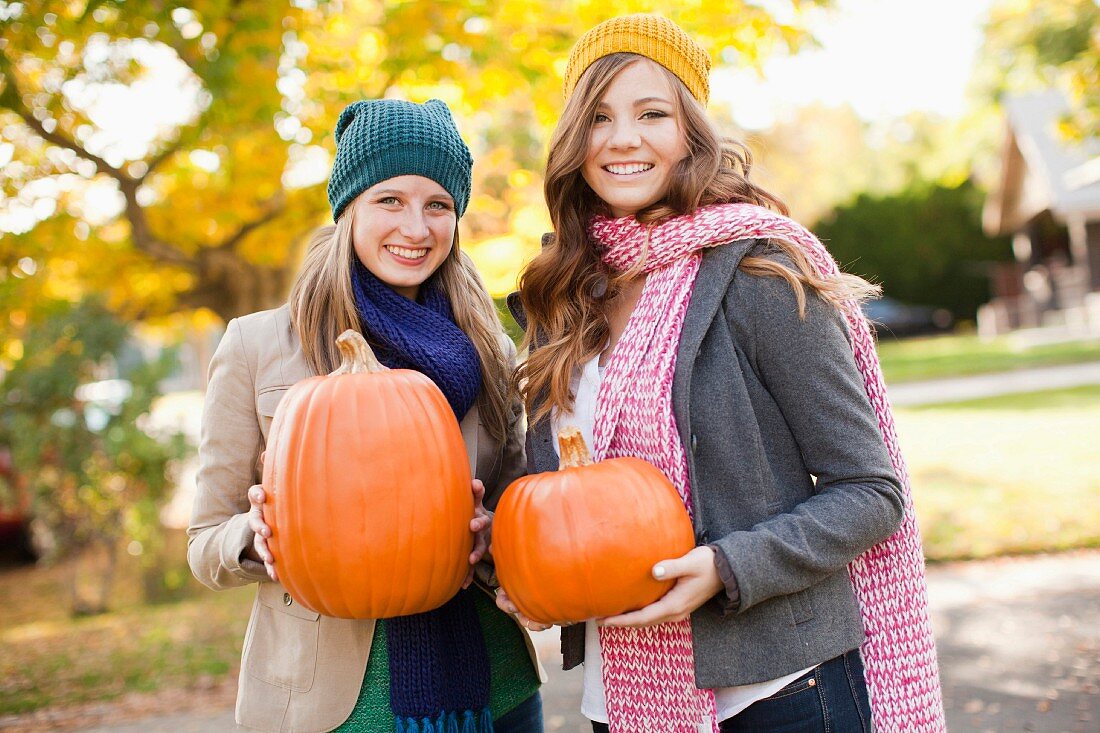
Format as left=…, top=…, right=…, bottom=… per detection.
left=515, top=53, right=878, bottom=423
left=289, top=205, right=511, bottom=442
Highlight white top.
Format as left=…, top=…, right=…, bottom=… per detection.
left=550, top=352, right=813, bottom=725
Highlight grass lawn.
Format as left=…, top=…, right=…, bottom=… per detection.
left=0, top=541, right=252, bottom=716
left=876, top=331, right=1100, bottom=383
left=898, top=385, right=1100, bottom=561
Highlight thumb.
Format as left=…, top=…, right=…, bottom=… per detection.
left=652, top=556, right=691, bottom=581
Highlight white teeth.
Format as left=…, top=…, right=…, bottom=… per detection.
left=385, top=246, right=428, bottom=260
left=604, top=163, right=654, bottom=175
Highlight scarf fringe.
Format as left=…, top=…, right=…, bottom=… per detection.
left=395, top=707, right=492, bottom=733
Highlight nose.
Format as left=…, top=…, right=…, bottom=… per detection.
left=607, top=118, right=641, bottom=150
left=399, top=208, right=430, bottom=242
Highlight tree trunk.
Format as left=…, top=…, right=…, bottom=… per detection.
left=185, top=250, right=297, bottom=321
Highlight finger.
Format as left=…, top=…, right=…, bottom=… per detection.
left=469, top=515, right=491, bottom=533
left=266, top=562, right=279, bottom=583
left=462, top=567, right=474, bottom=589
left=601, top=598, right=683, bottom=627
left=520, top=613, right=552, bottom=632
left=494, top=588, right=519, bottom=615
left=248, top=485, right=266, bottom=509
left=259, top=451, right=266, bottom=468
left=471, top=479, right=485, bottom=502
left=652, top=556, right=690, bottom=581
left=253, top=534, right=274, bottom=564
left=248, top=508, right=271, bottom=538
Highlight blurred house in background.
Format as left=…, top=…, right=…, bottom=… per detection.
left=981, top=91, right=1100, bottom=335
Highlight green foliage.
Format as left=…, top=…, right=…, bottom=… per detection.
left=815, top=180, right=1011, bottom=318
left=976, top=0, right=1100, bottom=141
left=0, top=298, right=188, bottom=585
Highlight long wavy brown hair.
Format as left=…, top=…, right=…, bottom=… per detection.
left=515, top=53, right=878, bottom=423
left=289, top=203, right=511, bottom=442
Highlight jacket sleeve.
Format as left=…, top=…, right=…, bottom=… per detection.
left=710, top=269, right=905, bottom=613
left=490, top=336, right=528, bottom=509
left=186, top=318, right=271, bottom=590
left=474, top=335, right=527, bottom=590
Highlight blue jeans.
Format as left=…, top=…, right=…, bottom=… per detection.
left=591, top=649, right=872, bottom=733
left=495, top=692, right=544, bottom=733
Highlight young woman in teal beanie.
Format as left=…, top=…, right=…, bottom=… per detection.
left=188, top=98, right=544, bottom=733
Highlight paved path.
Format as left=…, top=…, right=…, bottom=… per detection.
left=62, top=551, right=1099, bottom=733
left=887, top=361, right=1100, bottom=406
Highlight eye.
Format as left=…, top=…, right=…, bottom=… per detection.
left=640, top=110, right=669, bottom=120
left=427, top=200, right=453, bottom=212
left=593, top=112, right=610, bottom=123
left=377, top=196, right=400, bottom=205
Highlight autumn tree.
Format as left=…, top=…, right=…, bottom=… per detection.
left=0, top=296, right=188, bottom=614
left=974, top=0, right=1099, bottom=141
left=0, top=0, right=827, bottom=344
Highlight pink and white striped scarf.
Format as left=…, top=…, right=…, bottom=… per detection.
left=587, top=203, right=946, bottom=733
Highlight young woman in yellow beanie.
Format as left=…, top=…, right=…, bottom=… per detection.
left=501, top=13, right=944, bottom=733
left=189, top=98, right=543, bottom=733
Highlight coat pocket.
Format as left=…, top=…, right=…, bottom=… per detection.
left=256, top=387, right=291, bottom=444
left=242, top=582, right=321, bottom=692
left=786, top=586, right=815, bottom=625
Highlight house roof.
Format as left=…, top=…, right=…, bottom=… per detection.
left=983, top=90, right=1100, bottom=235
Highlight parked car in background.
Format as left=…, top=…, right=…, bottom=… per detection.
left=862, top=296, right=954, bottom=338
left=0, top=445, right=35, bottom=561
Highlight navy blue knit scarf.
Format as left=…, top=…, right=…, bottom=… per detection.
left=351, top=261, right=492, bottom=733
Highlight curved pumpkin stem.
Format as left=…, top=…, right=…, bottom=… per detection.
left=557, top=426, right=594, bottom=470
left=331, top=330, right=387, bottom=376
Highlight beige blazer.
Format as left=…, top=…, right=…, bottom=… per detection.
left=187, top=304, right=540, bottom=733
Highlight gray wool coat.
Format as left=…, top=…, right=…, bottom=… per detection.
left=507, top=238, right=905, bottom=688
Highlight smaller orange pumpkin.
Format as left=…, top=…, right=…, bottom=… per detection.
left=492, top=426, right=695, bottom=624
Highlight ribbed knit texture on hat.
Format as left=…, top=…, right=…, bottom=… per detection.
left=327, top=99, right=473, bottom=221
left=564, top=14, right=711, bottom=105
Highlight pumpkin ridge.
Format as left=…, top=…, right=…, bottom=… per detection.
left=566, top=472, right=597, bottom=622
left=404, top=373, right=439, bottom=616
left=294, top=383, right=329, bottom=615
left=372, top=374, right=401, bottom=617
left=331, top=375, right=362, bottom=618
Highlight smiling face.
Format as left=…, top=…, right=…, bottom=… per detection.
left=581, top=59, right=690, bottom=218
left=349, top=175, right=456, bottom=300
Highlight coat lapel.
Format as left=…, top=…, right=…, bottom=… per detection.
left=671, top=238, right=756, bottom=434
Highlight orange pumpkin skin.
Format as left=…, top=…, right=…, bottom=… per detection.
left=261, top=331, right=472, bottom=619
left=492, top=429, right=695, bottom=625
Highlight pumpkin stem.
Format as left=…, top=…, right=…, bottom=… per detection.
left=557, top=426, right=594, bottom=469
left=331, top=330, right=387, bottom=375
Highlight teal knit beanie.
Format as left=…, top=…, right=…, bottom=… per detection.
left=327, top=99, right=473, bottom=221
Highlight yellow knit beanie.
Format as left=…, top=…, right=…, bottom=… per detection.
left=563, top=14, right=711, bottom=105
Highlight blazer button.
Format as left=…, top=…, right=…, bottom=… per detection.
left=283, top=592, right=293, bottom=606
left=690, top=434, right=698, bottom=455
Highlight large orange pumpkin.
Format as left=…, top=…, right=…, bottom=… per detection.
left=492, top=427, right=695, bottom=624
left=261, top=330, right=473, bottom=619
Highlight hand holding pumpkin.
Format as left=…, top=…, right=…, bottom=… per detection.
left=246, top=484, right=278, bottom=583
left=598, top=545, right=723, bottom=628
left=465, top=479, right=491, bottom=589
left=493, top=587, right=554, bottom=632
